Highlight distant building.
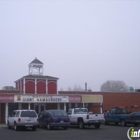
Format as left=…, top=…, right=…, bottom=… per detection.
left=135, top=89, right=140, bottom=92
left=2, top=86, right=15, bottom=90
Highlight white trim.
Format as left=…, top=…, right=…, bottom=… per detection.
left=56, top=80, right=58, bottom=94
left=28, top=103, right=31, bottom=110
left=57, top=103, right=60, bottom=109
left=46, top=79, right=48, bottom=94
left=25, top=79, right=35, bottom=83
left=100, top=103, right=103, bottom=113
left=47, top=81, right=57, bottom=84
left=5, top=103, right=8, bottom=124
left=83, top=103, right=85, bottom=108
left=37, top=80, right=46, bottom=84
left=23, top=78, right=25, bottom=94
left=35, top=79, right=37, bottom=94
left=64, top=103, right=66, bottom=111
left=18, top=81, right=19, bottom=90
left=18, top=103, right=22, bottom=110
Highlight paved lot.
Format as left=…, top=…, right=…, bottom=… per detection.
left=0, top=124, right=140, bottom=140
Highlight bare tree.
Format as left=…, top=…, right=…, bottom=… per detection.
left=100, top=80, right=129, bottom=92
left=68, top=87, right=72, bottom=91
left=60, top=88, right=63, bottom=91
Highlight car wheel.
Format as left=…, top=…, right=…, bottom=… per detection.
left=32, top=126, right=36, bottom=131
left=63, top=127, right=67, bottom=130
left=78, top=120, right=85, bottom=129
left=14, top=123, right=19, bottom=131
left=115, top=122, right=118, bottom=125
left=120, top=119, right=126, bottom=127
left=47, top=123, right=52, bottom=130
left=7, top=122, right=11, bottom=129
left=95, top=124, right=100, bottom=129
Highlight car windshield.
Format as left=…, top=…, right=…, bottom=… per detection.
left=74, top=108, right=88, bottom=114
left=21, top=111, right=37, bottom=117
left=53, top=110, right=67, bottom=116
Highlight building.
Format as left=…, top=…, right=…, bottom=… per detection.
left=2, top=86, right=15, bottom=90
left=0, top=58, right=103, bottom=124
left=15, top=57, right=58, bottom=94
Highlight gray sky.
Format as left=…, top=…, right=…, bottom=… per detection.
left=0, top=0, right=140, bottom=91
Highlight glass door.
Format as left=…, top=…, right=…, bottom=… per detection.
left=34, top=104, right=45, bottom=114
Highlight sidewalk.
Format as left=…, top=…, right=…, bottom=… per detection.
left=0, top=124, right=7, bottom=127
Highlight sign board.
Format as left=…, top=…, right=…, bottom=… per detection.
left=14, top=95, right=69, bottom=103
left=0, top=94, right=14, bottom=102
left=69, top=95, right=81, bottom=103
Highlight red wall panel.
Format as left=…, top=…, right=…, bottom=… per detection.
left=48, top=80, right=57, bottom=94
left=25, top=79, right=35, bottom=94
left=37, top=80, right=46, bottom=94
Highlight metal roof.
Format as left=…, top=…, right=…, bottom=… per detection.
left=29, top=57, right=43, bottom=64
left=15, top=75, right=59, bottom=82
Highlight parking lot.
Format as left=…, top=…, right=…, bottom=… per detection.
left=0, top=124, right=139, bottom=140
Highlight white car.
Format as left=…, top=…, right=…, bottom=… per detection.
left=68, top=108, right=105, bottom=129
left=7, top=110, right=38, bottom=131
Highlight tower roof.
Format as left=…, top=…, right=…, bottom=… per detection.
left=29, top=57, right=43, bottom=64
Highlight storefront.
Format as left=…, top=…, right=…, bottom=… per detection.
left=0, top=93, right=103, bottom=124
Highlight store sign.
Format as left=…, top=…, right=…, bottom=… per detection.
left=0, top=94, right=14, bottom=102
left=69, top=95, right=81, bottom=103
left=14, top=95, right=69, bottom=103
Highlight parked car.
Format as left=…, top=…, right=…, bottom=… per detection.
left=7, top=110, right=38, bottom=131
left=104, top=108, right=140, bottom=126
left=68, top=108, right=105, bottom=129
left=38, top=109, right=70, bottom=130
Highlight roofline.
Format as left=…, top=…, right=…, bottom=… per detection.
left=14, top=76, right=59, bottom=83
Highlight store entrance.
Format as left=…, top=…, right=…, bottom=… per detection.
left=34, top=104, right=45, bottom=114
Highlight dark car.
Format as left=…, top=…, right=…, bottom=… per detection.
left=38, top=110, right=70, bottom=130
left=105, top=108, right=140, bottom=126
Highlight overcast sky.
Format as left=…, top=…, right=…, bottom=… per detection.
left=0, top=0, right=140, bottom=91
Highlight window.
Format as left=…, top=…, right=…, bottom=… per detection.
left=68, top=109, right=72, bottom=115
left=53, top=110, right=67, bottom=116
left=11, top=111, right=16, bottom=117
left=21, top=111, right=37, bottom=117
left=15, top=111, right=20, bottom=117
left=74, top=108, right=88, bottom=114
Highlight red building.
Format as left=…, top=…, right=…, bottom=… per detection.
left=0, top=58, right=103, bottom=124
left=15, top=58, right=58, bottom=94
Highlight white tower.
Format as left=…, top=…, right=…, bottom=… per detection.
left=28, top=57, right=43, bottom=75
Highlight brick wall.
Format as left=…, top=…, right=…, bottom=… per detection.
left=58, top=91, right=140, bottom=113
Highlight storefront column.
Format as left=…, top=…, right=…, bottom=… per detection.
left=57, top=103, right=60, bottom=109
left=5, top=103, right=8, bottom=124
left=100, top=103, right=103, bottom=113
left=46, top=79, right=48, bottom=94
left=28, top=103, right=31, bottom=110
left=83, top=103, right=85, bottom=108
left=18, top=103, right=22, bottom=110
left=23, top=78, right=25, bottom=94
left=64, top=103, right=66, bottom=111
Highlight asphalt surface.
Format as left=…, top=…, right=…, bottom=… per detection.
left=0, top=124, right=139, bottom=140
